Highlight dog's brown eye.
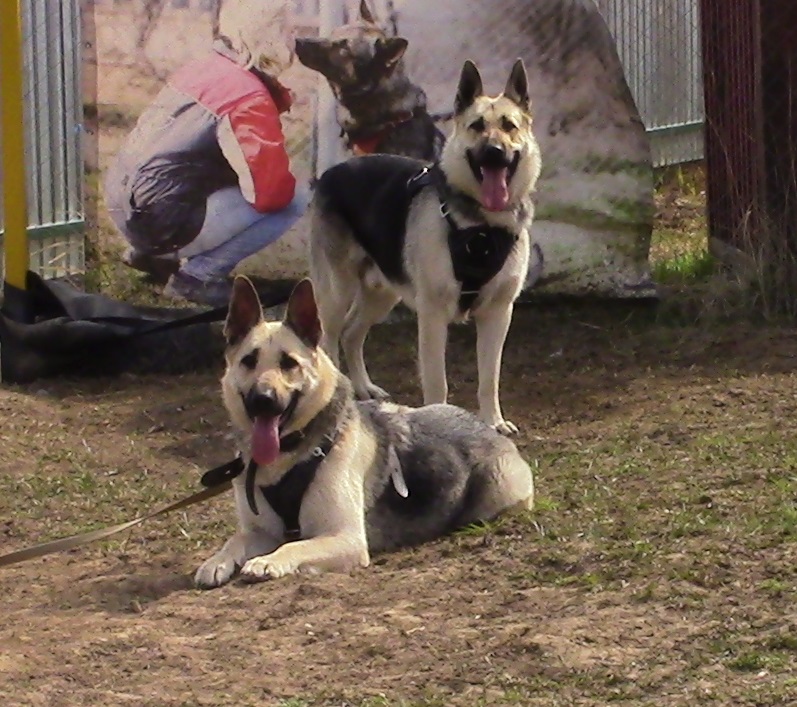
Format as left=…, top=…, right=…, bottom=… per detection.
left=280, top=352, right=299, bottom=371
left=501, top=118, right=517, bottom=132
left=469, top=118, right=486, bottom=132
left=240, top=350, right=259, bottom=370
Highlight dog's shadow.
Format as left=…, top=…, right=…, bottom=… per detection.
left=56, top=565, right=196, bottom=614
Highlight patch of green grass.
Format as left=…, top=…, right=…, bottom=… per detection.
left=736, top=678, right=797, bottom=706
left=665, top=506, right=725, bottom=539
left=533, top=496, right=559, bottom=513
left=750, top=502, right=797, bottom=541
left=652, top=247, right=716, bottom=285
left=454, top=517, right=505, bottom=538
left=555, top=571, right=603, bottom=590
left=767, top=634, right=797, bottom=652
left=759, top=578, right=792, bottom=596
left=727, top=650, right=789, bottom=673
left=654, top=163, right=706, bottom=196
left=631, top=581, right=658, bottom=603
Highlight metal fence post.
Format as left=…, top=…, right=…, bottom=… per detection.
left=0, top=0, right=31, bottom=322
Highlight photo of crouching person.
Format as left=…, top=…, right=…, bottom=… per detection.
left=103, top=0, right=308, bottom=307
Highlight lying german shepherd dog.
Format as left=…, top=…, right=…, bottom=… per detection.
left=194, top=277, right=534, bottom=587
left=295, top=0, right=444, bottom=161
left=308, top=59, right=543, bottom=435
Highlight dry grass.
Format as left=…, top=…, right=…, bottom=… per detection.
left=650, top=162, right=712, bottom=285
left=3, top=306, right=797, bottom=705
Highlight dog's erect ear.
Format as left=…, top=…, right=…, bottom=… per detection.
left=375, top=37, right=408, bottom=73
left=294, top=38, right=330, bottom=73
left=503, top=58, right=530, bottom=111
left=359, top=0, right=377, bottom=24
left=284, top=279, right=322, bottom=349
left=225, top=276, right=263, bottom=347
left=454, top=60, right=483, bottom=115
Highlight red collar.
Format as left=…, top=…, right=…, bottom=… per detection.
left=347, top=110, right=414, bottom=155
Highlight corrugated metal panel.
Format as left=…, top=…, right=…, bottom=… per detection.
left=0, top=0, right=84, bottom=281
left=21, top=0, right=84, bottom=231
left=597, top=0, right=704, bottom=167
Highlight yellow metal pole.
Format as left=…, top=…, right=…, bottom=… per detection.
left=0, top=0, right=29, bottom=295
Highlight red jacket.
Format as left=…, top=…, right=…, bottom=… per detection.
left=105, top=41, right=296, bottom=254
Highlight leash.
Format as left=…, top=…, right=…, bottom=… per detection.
left=0, top=457, right=243, bottom=569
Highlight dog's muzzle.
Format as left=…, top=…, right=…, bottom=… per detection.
left=240, top=387, right=301, bottom=516
left=467, top=145, right=521, bottom=211
left=467, top=145, right=520, bottom=182
left=243, top=387, right=285, bottom=420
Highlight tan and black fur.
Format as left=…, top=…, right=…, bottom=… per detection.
left=308, top=59, right=542, bottom=434
left=295, top=0, right=444, bottom=160
left=194, top=276, right=534, bottom=588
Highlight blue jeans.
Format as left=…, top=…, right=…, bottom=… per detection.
left=178, top=184, right=310, bottom=282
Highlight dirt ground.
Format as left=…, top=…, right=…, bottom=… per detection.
left=5, top=7, right=792, bottom=705
left=1, top=303, right=797, bottom=706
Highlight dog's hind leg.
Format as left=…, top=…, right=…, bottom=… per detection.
left=458, top=446, right=535, bottom=528
left=342, top=283, right=400, bottom=399
left=312, top=269, right=357, bottom=368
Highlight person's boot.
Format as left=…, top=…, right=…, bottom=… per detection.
left=163, top=271, right=233, bottom=308
left=122, top=248, right=180, bottom=284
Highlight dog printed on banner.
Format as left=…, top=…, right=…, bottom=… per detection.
left=295, top=0, right=445, bottom=161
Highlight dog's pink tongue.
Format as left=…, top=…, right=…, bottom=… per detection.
left=480, top=166, right=510, bottom=211
left=251, top=416, right=280, bottom=466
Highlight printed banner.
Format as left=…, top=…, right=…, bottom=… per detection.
left=90, top=0, right=654, bottom=307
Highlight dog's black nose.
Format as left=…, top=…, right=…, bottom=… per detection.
left=480, top=144, right=509, bottom=168
left=244, top=388, right=284, bottom=418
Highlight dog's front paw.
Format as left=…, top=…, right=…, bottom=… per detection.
left=195, top=552, right=239, bottom=590
left=240, top=554, right=295, bottom=582
left=493, top=419, right=519, bottom=436
left=355, top=382, right=391, bottom=401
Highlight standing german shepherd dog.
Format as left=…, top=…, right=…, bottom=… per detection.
left=308, top=59, right=542, bottom=435
left=295, top=0, right=444, bottom=161
left=194, top=276, right=533, bottom=588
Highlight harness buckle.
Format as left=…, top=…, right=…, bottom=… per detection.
left=439, top=201, right=451, bottom=219
left=406, top=166, right=429, bottom=188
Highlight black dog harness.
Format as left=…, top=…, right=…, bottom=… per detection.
left=406, top=165, right=519, bottom=312
left=200, top=431, right=337, bottom=541
left=258, top=432, right=337, bottom=541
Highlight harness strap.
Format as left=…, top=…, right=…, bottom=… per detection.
left=258, top=432, right=338, bottom=541
left=406, top=165, right=520, bottom=312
